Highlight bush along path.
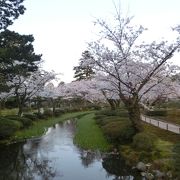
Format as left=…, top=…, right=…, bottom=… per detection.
left=93, top=109, right=180, bottom=179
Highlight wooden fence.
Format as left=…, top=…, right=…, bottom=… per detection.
left=141, top=115, right=180, bottom=134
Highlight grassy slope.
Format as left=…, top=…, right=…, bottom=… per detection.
left=143, top=122, right=180, bottom=144
left=13, top=111, right=90, bottom=141
left=74, top=113, right=110, bottom=151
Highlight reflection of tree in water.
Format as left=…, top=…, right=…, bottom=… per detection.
left=102, top=155, right=141, bottom=180
left=0, top=141, right=56, bottom=180
left=79, top=151, right=95, bottom=168
left=79, top=150, right=102, bottom=168
left=24, top=156, right=56, bottom=180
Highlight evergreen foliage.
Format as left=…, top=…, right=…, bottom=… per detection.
left=73, top=50, right=95, bottom=81
left=0, top=0, right=26, bottom=30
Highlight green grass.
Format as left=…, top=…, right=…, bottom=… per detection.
left=74, top=113, right=110, bottom=151
left=143, top=122, right=180, bottom=161
left=155, top=139, right=173, bottom=158
left=0, top=108, right=18, bottom=115
left=143, top=122, right=180, bottom=143
left=12, top=111, right=90, bottom=141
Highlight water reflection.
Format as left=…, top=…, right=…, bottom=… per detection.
left=0, top=143, right=56, bottom=180
left=0, top=120, right=140, bottom=180
left=102, top=155, right=140, bottom=180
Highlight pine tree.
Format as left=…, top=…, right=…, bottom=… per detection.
left=73, top=50, right=95, bottom=81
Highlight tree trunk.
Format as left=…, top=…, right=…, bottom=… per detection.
left=37, top=97, right=41, bottom=115
left=18, top=103, right=23, bottom=116
left=107, top=99, right=116, bottom=110
left=114, top=99, right=120, bottom=109
left=126, top=102, right=143, bottom=133
left=51, top=98, right=56, bottom=115
left=17, top=95, right=25, bottom=116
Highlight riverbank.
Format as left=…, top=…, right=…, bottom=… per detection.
left=73, top=110, right=179, bottom=178
left=1, top=111, right=91, bottom=144
left=1, top=109, right=179, bottom=178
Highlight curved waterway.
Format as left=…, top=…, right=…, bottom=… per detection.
left=0, top=120, right=141, bottom=180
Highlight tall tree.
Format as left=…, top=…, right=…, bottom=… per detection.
left=0, top=0, right=26, bottom=30
left=84, top=13, right=180, bottom=132
left=0, top=30, right=42, bottom=84
left=73, top=50, right=95, bottom=81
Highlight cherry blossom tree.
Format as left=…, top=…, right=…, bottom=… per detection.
left=41, top=83, right=60, bottom=114
left=6, top=70, right=56, bottom=116
left=65, top=79, right=105, bottom=103
left=83, top=12, right=180, bottom=132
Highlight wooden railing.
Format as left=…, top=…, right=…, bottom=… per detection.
left=141, top=115, right=180, bottom=134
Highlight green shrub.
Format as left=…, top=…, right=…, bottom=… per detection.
left=95, top=116, right=121, bottom=127
left=22, top=107, right=32, bottom=112
left=152, top=159, right=172, bottom=172
left=102, top=121, right=135, bottom=143
left=4, top=115, right=32, bottom=128
left=145, top=110, right=167, bottom=116
left=96, top=109, right=128, bottom=117
left=87, top=104, right=101, bottom=110
left=133, top=132, right=157, bottom=151
left=120, top=145, right=139, bottom=165
left=54, top=109, right=65, bottom=117
left=44, top=109, right=53, bottom=117
left=0, top=119, right=22, bottom=138
left=94, top=114, right=107, bottom=120
left=18, top=117, right=32, bottom=128
left=23, top=113, right=38, bottom=121
left=33, top=112, right=47, bottom=119
left=139, top=151, right=152, bottom=162
left=172, top=143, right=180, bottom=179
left=4, top=115, right=20, bottom=120
left=95, top=109, right=129, bottom=128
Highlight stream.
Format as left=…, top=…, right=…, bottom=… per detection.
left=0, top=120, right=141, bottom=180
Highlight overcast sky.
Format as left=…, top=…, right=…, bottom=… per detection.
left=9, top=0, right=180, bottom=82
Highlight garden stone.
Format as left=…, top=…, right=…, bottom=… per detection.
left=166, top=171, right=172, bottom=178
left=145, top=173, right=154, bottom=180
left=153, top=170, right=165, bottom=178
left=136, top=162, right=146, bottom=172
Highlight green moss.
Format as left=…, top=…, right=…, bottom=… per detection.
left=74, top=113, right=110, bottom=151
